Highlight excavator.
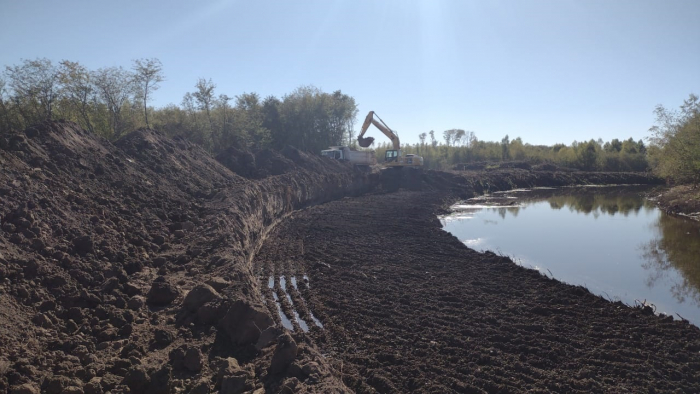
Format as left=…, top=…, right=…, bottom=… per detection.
left=357, top=111, right=424, bottom=167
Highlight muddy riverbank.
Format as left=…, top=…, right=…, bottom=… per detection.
left=0, top=120, right=690, bottom=393
left=257, top=191, right=700, bottom=393
left=650, top=184, right=700, bottom=221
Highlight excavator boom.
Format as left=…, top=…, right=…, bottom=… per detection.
left=357, top=111, right=400, bottom=150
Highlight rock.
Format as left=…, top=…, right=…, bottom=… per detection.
left=72, top=235, right=94, bottom=254
left=219, top=376, right=250, bottom=394
left=82, top=379, right=103, bottom=394
left=269, top=333, right=298, bottom=374
left=219, top=300, right=274, bottom=344
left=216, top=357, right=242, bottom=386
left=146, top=278, right=179, bottom=306
left=189, top=379, right=210, bottom=394
left=127, top=296, right=145, bottom=310
left=32, top=312, right=53, bottom=328
left=10, top=383, right=40, bottom=394
left=122, top=365, right=150, bottom=394
left=196, top=299, right=226, bottom=325
left=145, top=365, right=171, bottom=394
left=43, top=375, right=72, bottom=394
left=183, top=284, right=220, bottom=313
left=205, top=277, right=230, bottom=292
left=184, top=347, right=203, bottom=372
left=255, top=326, right=283, bottom=351
left=153, top=329, right=173, bottom=347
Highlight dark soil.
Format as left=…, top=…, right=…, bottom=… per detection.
left=2, top=120, right=690, bottom=394
left=256, top=191, right=700, bottom=394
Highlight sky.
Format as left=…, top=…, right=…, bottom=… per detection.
left=1, top=0, right=699, bottom=146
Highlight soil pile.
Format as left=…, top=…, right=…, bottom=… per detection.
left=0, top=121, right=373, bottom=394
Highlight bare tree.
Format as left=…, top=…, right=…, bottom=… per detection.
left=92, top=66, right=135, bottom=139
left=58, top=60, right=95, bottom=133
left=193, top=78, right=215, bottom=133
left=4, top=58, right=61, bottom=122
left=132, top=58, right=164, bottom=128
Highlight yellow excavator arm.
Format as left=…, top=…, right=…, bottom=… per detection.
left=357, top=111, right=401, bottom=150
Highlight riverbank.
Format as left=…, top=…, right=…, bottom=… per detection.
left=258, top=190, right=700, bottom=393
left=651, top=184, right=700, bottom=221
left=0, top=120, right=686, bottom=393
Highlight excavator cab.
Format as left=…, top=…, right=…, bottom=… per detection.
left=385, top=150, right=399, bottom=163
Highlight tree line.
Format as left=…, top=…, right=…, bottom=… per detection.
left=372, top=131, right=649, bottom=172
left=2, top=58, right=696, bottom=181
left=0, top=58, right=358, bottom=155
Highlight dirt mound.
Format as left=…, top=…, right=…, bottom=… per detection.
left=0, top=121, right=364, bottom=393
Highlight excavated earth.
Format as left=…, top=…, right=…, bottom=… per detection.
left=1, top=121, right=699, bottom=394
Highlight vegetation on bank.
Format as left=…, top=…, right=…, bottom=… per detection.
left=1, top=58, right=695, bottom=176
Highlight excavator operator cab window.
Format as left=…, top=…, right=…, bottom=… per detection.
left=385, top=150, right=399, bottom=162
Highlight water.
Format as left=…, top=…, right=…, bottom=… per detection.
left=440, top=186, right=700, bottom=327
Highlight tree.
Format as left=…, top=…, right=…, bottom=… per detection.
left=429, top=130, right=437, bottom=148
left=132, top=58, right=164, bottom=128
left=648, top=94, right=700, bottom=185
left=193, top=78, right=216, bottom=137
left=501, top=135, right=510, bottom=160
left=418, top=132, right=427, bottom=146
left=4, top=58, right=61, bottom=122
left=92, top=66, right=136, bottom=138
left=58, top=60, right=95, bottom=133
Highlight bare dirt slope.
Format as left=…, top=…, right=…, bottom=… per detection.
left=0, top=121, right=375, bottom=394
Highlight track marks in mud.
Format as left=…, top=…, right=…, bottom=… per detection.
left=262, top=272, right=323, bottom=333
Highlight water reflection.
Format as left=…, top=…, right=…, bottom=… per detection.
left=640, top=214, right=700, bottom=308
left=441, top=186, right=700, bottom=326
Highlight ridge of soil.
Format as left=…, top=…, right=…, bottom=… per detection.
left=0, top=120, right=673, bottom=393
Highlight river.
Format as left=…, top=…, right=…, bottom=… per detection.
left=440, top=185, right=700, bottom=327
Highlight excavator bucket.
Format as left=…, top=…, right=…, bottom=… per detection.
left=357, top=136, right=374, bottom=148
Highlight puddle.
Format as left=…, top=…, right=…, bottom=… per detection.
left=271, top=291, right=294, bottom=331
left=266, top=274, right=322, bottom=331
left=309, top=312, right=324, bottom=328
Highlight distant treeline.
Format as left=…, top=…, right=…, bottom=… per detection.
left=0, top=58, right=358, bottom=155
left=374, top=133, right=649, bottom=172
left=1, top=58, right=697, bottom=180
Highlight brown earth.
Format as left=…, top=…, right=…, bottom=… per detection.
left=1, top=120, right=696, bottom=394
left=650, top=184, right=700, bottom=221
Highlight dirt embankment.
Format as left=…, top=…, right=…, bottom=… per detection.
left=0, top=120, right=670, bottom=394
left=0, top=121, right=382, bottom=394
left=649, top=184, right=700, bottom=221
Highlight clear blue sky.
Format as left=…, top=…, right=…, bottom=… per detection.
left=2, top=0, right=698, bottom=146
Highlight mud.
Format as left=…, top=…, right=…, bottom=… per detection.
left=257, top=191, right=700, bottom=393
left=1, top=120, right=693, bottom=394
